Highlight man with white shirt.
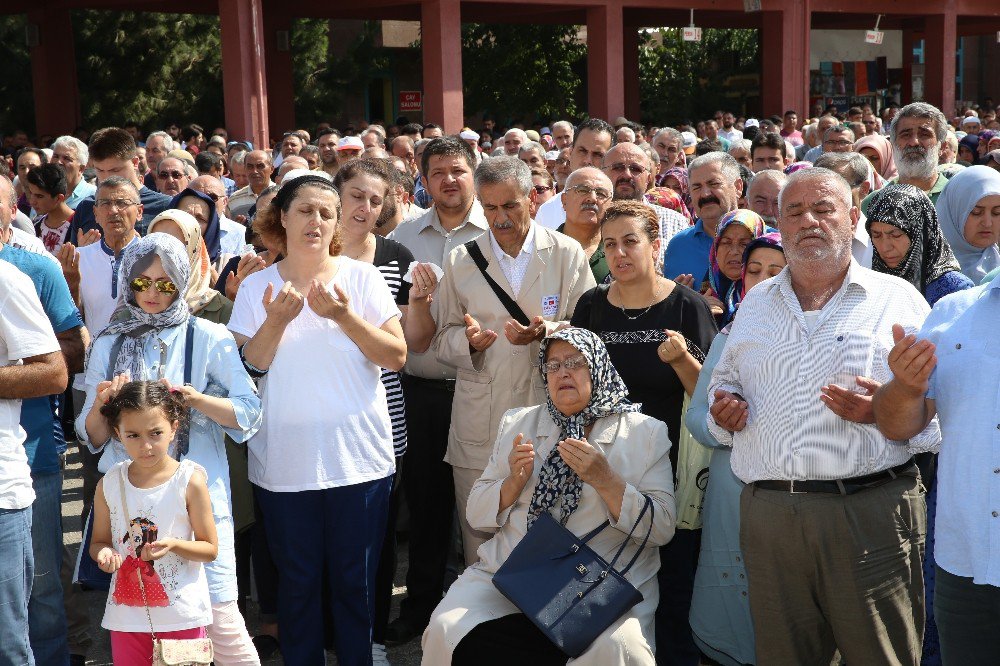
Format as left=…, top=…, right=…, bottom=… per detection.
left=0, top=259, right=68, bottom=666
left=535, top=118, right=614, bottom=229
left=433, top=156, right=595, bottom=567
left=718, top=112, right=743, bottom=143
left=814, top=152, right=874, bottom=267
left=708, top=167, right=935, bottom=665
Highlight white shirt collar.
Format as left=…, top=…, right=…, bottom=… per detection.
left=489, top=221, right=535, bottom=260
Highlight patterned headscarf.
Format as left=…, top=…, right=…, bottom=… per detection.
left=783, top=161, right=812, bottom=175
left=854, top=134, right=898, bottom=179
left=147, top=210, right=216, bottom=314
left=867, top=183, right=963, bottom=296
left=739, top=232, right=784, bottom=300
left=527, top=328, right=641, bottom=529
left=708, top=210, right=768, bottom=325
left=660, top=167, right=693, bottom=217
left=936, top=165, right=1000, bottom=282
left=644, top=186, right=693, bottom=223
left=86, top=234, right=191, bottom=382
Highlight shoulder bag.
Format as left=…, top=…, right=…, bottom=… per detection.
left=464, top=239, right=531, bottom=326
left=492, top=494, right=654, bottom=657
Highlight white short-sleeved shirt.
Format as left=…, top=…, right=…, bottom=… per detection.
left=0, top=260, right=60, bottom=509
left=228, top=259, right=402, bottom=491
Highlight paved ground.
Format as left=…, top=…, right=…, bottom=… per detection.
left=62, top=445, right=424, bottom=665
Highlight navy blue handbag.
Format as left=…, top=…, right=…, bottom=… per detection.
left=492, top=494, right=655, bottom=657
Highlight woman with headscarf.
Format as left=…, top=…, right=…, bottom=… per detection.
left=75, top=234, right=264, bottom=664
left=688, top=233, right=786, bottom=666
left=957, top=134, right=979, bottom=164
left=169, top=187, right=231, bottom=274
left=660, top=166, right=693, bottom=217
left=147, top=210, right=233, bottom=324
left=867, top=183, right=974, bottom=306
left=422, top=328, right=677, bottom=665
left=854, top=134, right=899, bottom=181
left=936, top=165, right=1000, bottom=283
left=645, top=185, right=693, bottom=224
left=707, top=209, right=769, bottom=326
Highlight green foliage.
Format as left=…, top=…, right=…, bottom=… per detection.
left=639, top=28, right=759, bottom=125
left=460, top=23, right=587, bottom=124
left=0, top=15, right=35, bottom=133
left=73, top=10, right=223, bottom=131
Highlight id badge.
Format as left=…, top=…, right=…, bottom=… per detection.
left=542, top=294, right=560, bottom=317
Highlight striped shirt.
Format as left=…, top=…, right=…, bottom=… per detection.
left=650, top=202, right=690, bottom=268
left=374, top=236, right=414, bottom=458
left=707, top=261, right=940, bottom=483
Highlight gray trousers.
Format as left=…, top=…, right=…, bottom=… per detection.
left=739, top=471, right=926, bottom=666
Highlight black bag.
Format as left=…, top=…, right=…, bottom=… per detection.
left=464, top=240, right=531, bottom=326
left=492, top=495, right=654, bottom=657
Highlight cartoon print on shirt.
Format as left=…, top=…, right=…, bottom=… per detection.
left=112, top=517, right=169, bottom=607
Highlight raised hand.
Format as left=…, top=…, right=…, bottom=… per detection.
left=820, top=376, right=881, bottom=424
left=657, top=329, right=688, bottom=364
left=225, top=253, right=267, bottom=301
left=507, top=433, right=535, bottom=490
left=711, top=389, right=749, bottom=432
left=504, top=315, right=545, bottom=346
left=262, top=281, right=304, bottom=327
left=307, top=280, right=350, bottom=322
left=96, top=547, right=123, bottom=573
left=557, top=437, right=614, bottom=487
left=58, top=243, right=81, bottom=289
left=465, top=313, right=497, bottom=352
left=77, top=229, right=102, bottom=247
left=408, top=263, right=439, bottom=304
left=674, top=274, right=695, bottom=288
left=887, top=323, right=936, bottom=396
left=96, top=373, right=131, bottom=407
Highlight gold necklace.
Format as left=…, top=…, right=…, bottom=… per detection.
left=615, top=280, right=663, bottom=320
left=346, top=234, right=372, bottom=260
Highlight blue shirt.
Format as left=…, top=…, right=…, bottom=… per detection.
left=921, top=273, right=1000, bottom=586
left=662, top=219, right=714, bottom=286
left=0, top=245, right=83, bottom=474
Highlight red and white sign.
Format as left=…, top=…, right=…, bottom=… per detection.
left=682, top=27, right=702, bottom=42
left=865, top=30, right=884, bottom=45
left=399, top=91, right=422, bottom=112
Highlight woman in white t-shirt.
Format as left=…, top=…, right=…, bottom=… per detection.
left=227, top=174, right=406, bottom=665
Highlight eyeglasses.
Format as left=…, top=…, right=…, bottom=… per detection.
left=95, top=198, right=138, bottom=210
left=129, top=277, right=178, bottom=294
left=608, top=162, right=647, bottom=175
left=533, top=185, right=553, bottom=194
left=823, top=139, right=853, bottom=148
left=567, top=185, right=611, bottom=201
left=540, top=355, right=589, bottom=374
left=158, top=170, right=185, bottom=179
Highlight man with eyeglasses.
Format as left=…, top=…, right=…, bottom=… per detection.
left=602, top=142, right=689, bottom=263
left=228, top=149, right=274, bottom=220
left=557, top=167, right=614, bottom=282
left=65, top=127, right=171, bottom=244
left=536, top=118, right=614, bottom=229
left=153, top=156, right=192, bottom=198
left=821, top=126, right=856, bottom=155
left=803, top=115, right=841, bottom=163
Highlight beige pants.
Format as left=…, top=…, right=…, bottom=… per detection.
left=207, top=600, right=260, bottom=666
left=452, top=466, right=494, bottom=567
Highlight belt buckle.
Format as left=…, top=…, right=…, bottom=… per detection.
left=789, top=480, right=805, bottom=495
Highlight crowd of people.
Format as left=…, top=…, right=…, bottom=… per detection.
left=1, top=97, right=999, bottom=666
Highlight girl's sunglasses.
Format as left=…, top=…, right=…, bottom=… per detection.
left=129, top=277, right=178, bottom=294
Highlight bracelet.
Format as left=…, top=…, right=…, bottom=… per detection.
left=238, top=343, right=268, bottom=378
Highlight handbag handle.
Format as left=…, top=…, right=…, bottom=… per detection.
left=118, top=465, right=160, bottom=642
left=606, top=494, right=655, bottom=576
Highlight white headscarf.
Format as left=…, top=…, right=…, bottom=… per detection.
left=936, top=165, right=1000, bottom=282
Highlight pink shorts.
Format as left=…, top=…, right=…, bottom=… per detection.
left=110, top=627, right=207, bottom=663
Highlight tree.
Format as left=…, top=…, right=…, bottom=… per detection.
left=0, top=15, right=35, bottom=134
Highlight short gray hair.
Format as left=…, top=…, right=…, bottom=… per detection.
left=944, top=131, right=959, bottom=156
left=96, top=175, right=140, bottom=198
left=414, top=138, right=433, bottom=152
left=778, top=167, right=852, bottom=213
left=474, top=156, right=532, bottom=196
left=518, top=141, right=545, bottom=158
left=52, top=135, right=89, bottom=165
left=890, top=102, right=949, bottom=143
left=230, top=150, right=248, bottom=166
left=823, top=125, right=855, bottom=143
left=652, top=127, right=682, bottom=145
left=813, top=152, right=871, bottom=188
left=687, top=151, right=740, bottom=184
left=504, top=128, right=529, bottom=143
left=551, top=121, right=574, bottom=136
left=729, top=139, right=752, bottom=154
left=746, top=168, right=786, bottom=194
left=145, top=131, right=175, bottom=151
left=361, top=126, right=386, bottom=140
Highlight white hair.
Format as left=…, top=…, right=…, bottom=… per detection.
left=728, top=139, right=752, bottom=154
left=551, top=121, right=574, bottom=135
left=51, top=135, right=89, bottom=165
left=504, top=128, right=529, bottom=143
left=145, top=131, right=176, bottom=152
left=518, top=141, right=545, bottom=157
left=777, top=167, right=852, bottom=213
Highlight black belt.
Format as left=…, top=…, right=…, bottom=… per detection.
left=402, top=374, right=457, bottom=393
left=752, top=460, right=916, bottom=495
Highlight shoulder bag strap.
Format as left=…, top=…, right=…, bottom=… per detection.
left=613, top=495, right=656, bottom=576
left=117, top=466, right=160, bottom=642
left=177, top=319, right=196, bottom=457
left=464, top=240, right=531, bottom=326
left=105, top=335, right=126, bottom=381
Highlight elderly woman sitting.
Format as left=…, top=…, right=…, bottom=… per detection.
left=422, top=328, right=676, bottom=665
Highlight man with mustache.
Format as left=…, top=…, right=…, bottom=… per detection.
left=861, top=103, right=951, bottom=216
left=601, top=142, right=689, bottom=265
left=662, top=152, right=743, bottom=289
left=557, top=167, right=614, bottom=282
left=708, top=167, right=936, bottom=665
left=433, top=156, right=594, bottom=567
left=535, top=118, right=614, bottom=229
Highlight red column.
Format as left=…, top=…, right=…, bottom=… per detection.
left=624, top=25, right=641, bottom=121
left=923, top=12, right=957, bottom=116
left=421, top=0, right=464, bottom=133
left=587, top=2, right=625, bottom=122
left=760, top=1, right=810, bottom=119
left=262, top=7, right=296, bottom=139
left=219, top=0, right=269, bottom=150
left=27, top=8, right=81, bottom=137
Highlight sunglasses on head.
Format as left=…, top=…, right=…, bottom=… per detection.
left=129, top=277, right=178, bottom=294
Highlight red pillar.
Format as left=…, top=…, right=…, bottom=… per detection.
left=421, top=0, right=464, bottom=133
left=262, top=7, right=296, bottom=140
left=587, top=2, right=625, bottom=122
left=624, top=25, right=641, bottom=121
left=760, top=1, right=810, bottom=119
left=219, top=0, right=269, bottom=151
left=27, top=8, right=81, bottom=137
left=923, top=12, right=957, bottom=116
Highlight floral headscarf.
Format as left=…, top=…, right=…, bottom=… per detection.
left=644, top=186, right=693, bottom=223
left=659, top=167, right=693, bottom=217
left=867, top=183, right=962, bottom=297
left=854, top=134, right=898, bottom=179
left=936, top=165, right=1000, bottom=282
left=784, top=161, right=812, bottom=175
left=527, top=328, right=641, bottom=529
left=708, top=210, right=768, bottom=325
left=86, top=234, right=191, bottom=382
left=147, top=210, right=217, bottom=314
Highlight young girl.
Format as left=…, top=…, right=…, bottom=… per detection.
left=89, top=380, right=218, bottom=663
